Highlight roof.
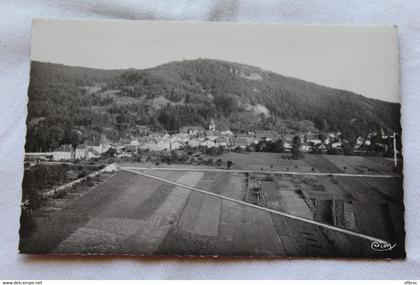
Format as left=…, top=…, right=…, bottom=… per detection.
left=118, top=138, right=131, bottom=145
left=234, top=137, right=251, bottom=146
left=217, top=137, right=229, bottom=144
left=200, top=140, right=216, bottom=146
left=55, top=144, right=73, bottom=152
left=87, top=148, right=101, bottom=156
left=180, top=126, right=206, bottom=132
left=254, top=130, right=279, bottom=138
left=85, top=137, right=101, bottom=147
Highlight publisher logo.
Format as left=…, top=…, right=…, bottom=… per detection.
left=371, top=241, right=396, bottom=251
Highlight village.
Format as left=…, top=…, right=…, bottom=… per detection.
left=25, top=119, right=399, bottom=163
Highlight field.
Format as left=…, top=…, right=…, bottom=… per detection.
left=20, top=154, right=405, bottom=258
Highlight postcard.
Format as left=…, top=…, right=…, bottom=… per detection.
left=20, top=19, right=404, bottom=258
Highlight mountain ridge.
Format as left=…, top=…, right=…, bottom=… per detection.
left=25, top=59, right=401, bottom=152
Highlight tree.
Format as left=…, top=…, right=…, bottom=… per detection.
left=105, top=147, right=116, bottom=157
left=291, top=135, right=303, bottom=160
left=271, top=139, right=284, bottom=153
left=227, top=160, right=233, bottom=170
left=47, top=126, right=65, bottom=151
left=68, top=130, right=83, bottom=158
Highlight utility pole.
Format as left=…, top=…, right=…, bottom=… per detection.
left=393, top=132, right=397, bottom=168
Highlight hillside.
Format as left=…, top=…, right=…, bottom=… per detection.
left=25, top=59, right=401, bottom=152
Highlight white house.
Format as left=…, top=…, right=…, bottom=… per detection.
left=217, top=136, right=230, bottom=148
left=129, top=139, right=140, bottom=146
left=331, top=142, right=342, bottom=149
left=200, top=139, right=216, bottom=148
left=220, top=130, right=233, bottom=136
left=187, top=138, right=202, bottom=148
left=86, top=149, right=100, bottom=159
left=206, top=135, right=218, bottom=141
left=300, top=142, right=310, bottom=152
left=283, top=142, right=292, bottom=152
left=53, top=144, right=73, bottom=161
left=170, top=141, right=184, bottom=150
left=307, top=139, right=322, bottom=145
left=139, top=142, right=160, bottom=151
left=85, top=136, right=109, bottom=154
left=74, top=147, right=87, bottom=160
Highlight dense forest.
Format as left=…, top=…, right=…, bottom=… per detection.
left=25, top=59, right=401, bottom=152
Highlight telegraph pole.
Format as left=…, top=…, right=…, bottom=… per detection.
left=393, top=132, right=397, bottom=168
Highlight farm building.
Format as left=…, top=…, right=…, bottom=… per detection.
left=52, top=144, right=73, bottom=161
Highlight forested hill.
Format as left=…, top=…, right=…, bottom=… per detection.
left=25, top=59, right=401, bottom=152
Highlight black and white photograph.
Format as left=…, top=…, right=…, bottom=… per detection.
left=19, top=19, right=404, bottom=258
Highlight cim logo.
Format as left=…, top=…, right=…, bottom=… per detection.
left=371, top=241, right=397, bottom=251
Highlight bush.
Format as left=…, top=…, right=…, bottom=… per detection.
left=53, top=190, right=67, bottom=199
left=216, top=159, right=223, bottom=167
left=77, top=170, right=87, bottom=179
left=227, top=160, right=233, bottom=170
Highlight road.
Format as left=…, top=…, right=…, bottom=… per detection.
left=121, top=166, right=402, bottom=178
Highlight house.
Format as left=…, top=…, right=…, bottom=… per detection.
left=305, top=132, right=318, bottom=141
left=86, top=148, right=101, bottom=159
left=307, top=139, right=322, bottom=145
left=129, top=139, right=140, bottom=146
left=206, top=135, right=219, bottom=142
left=139, top=142, right=159, bottom=151
left=318, top=144, right=327, bottom=153
left=170, top=140, right=185, bottom=150
left=220, top=130, right=233, bottom=136
left=85, top=134, right=109, bottom=154
left=148, top=133, right=165, bottom=142
left=283, top=142, right=292, bottom=152
left=300, top=142, right=311, bottom=152
left=180, top=126, right=206, bottom=136
left=331, top=142, right=342, bottom=149
left=172, top=134, right=189, bottom=143
left=74, top=146, right=87, bottom=160
left=217, top=136, right=230, bottom=148
left=233, top=137, right=253, bottom=149
left=356, top=136, right=364, bottom=146
left=117, top=137, right=131, bottom=146
left=156, top=140, right=171, bottom=151
left=200, top=139, right=216, bottom=148
left=254, top=130, right=279, bottom=140
left=126, top=144, right=138, bottom=152
left=186, top=138, right=202, bottom=148
left=53, top=144, right=73, bottom=161
left=136, top=125, right=151, bottom=136
left=25, top=152, right=53, bottom=161
left=117, top=151, right=132, bottom=158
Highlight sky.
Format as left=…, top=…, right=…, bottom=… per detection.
left=31, top=19, right=400, bottom=103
